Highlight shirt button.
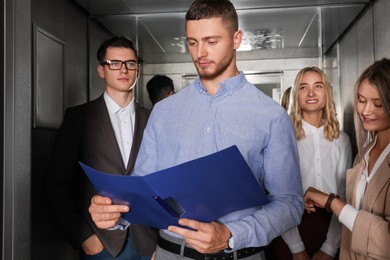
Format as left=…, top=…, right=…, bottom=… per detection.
left=206, top=127, right=211, bottom=133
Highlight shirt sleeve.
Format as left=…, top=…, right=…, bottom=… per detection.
left=281, top=227, right=305, bottom=253
left=339, top=204, right=358, bottom=231
left=321, top=133, right=352, bottom=256
left=320, top=214, right=342, bottom=257
left=133, top=112, right=158, bottom=177
left=349, top=209, right=390, bottom=258
left=225, top=112, right=304, bottom=249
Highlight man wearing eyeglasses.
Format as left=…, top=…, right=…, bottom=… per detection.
left=46, top=36, right=157, bottom=260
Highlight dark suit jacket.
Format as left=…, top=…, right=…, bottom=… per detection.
left=46, top=95, right=157, bottom=257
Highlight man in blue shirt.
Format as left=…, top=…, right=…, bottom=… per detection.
left=89, top=0, right=303, bottom=259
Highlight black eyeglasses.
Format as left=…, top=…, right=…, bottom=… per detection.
left=101, top=60, right=140, bottom=70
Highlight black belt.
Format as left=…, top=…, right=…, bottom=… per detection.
left=157, top=234, right=264, bottom=260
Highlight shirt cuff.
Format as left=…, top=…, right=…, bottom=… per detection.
left=223, top=236, right=234, bottom=253
left=320, top=242, right=338, bottom=257
left=338, top=204, right=358, bottom=231
left=281, top=227, right=305, bottom=253
left=287, top=241, right=305, bottom=254
left=107, top=218, right=130, bottom=231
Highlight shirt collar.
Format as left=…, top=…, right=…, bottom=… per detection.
left=363, top=137, right=390, bottom=179
left=302, top=119, right=324, bottom=133
left=194, top=71, right=246, bottom=95
left=104, top=91, right=135, bottom=115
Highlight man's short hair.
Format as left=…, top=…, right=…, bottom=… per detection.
left=185, top=0, right=238, bottom=35
left=97, top=36, right=138, bottom=64
left=146, top=75, right=174, bottom=106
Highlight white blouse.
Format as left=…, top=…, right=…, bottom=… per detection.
left=339, top=141, right=390, bottom=231
left=282, top=120, right=353, bottom=257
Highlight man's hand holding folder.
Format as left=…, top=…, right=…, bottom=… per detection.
left=89, top=195, right=129, bottom=230
left=86, top=146, right=269, bottom=253
left=89, top=196, right=233, bottom=253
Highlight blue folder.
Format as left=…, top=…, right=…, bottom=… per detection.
left=80, top=145, right=269, bottom=229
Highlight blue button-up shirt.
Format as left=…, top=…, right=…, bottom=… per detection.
left=134, top=72, right=303, bottom=249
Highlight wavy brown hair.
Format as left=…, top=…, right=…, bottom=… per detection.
left=354, top=58, right=390, bottom=156
left=289, top=67, right=340, bottom=141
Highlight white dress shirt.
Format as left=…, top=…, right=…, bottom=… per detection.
left=282, top=120, right=352, bottom=257
left=104, top=92, right=135, bottom=168
left=339, top=140, right=390, bottom=231
left=102, top=92, right=135, bottom=231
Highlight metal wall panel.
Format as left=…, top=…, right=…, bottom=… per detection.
left=30, top=1, right=110, bottom=260
left=3, top=0, right=32, bottom=259
left=337, top=2, right=375, bottom=156
left=88, top=21, right=113, bottom=101
left=339, top=22, right=358, bottom=149
left=33, top=27, right=65, bottom=129
left=374, top=0, right=390, bottom=60
left=64, top=3, right=89, bottom=108
left=357, top=6, right=374, bottom=75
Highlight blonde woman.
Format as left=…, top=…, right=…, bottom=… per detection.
left=304, top=58, right=390, bottom=259
left=270, top=67, right=352, bottom=260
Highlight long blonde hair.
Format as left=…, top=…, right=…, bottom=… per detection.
left=289, top=67, right=340, bottom=141
left=354, top=58, right=390, bottom=155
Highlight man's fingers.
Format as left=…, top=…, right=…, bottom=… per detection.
left=167, top=225, right=187, bottom=237
left=88, top=206, right=125, bottom=229
left=90, top=195, right=129, bottom=213
left=91, top=194, right=112, bottom=205
left=89, top=204, right=129, bottom=214
left=170, top=219, right=230, bottom=253
left=95, top=219, right=121, bottom=229
left=178, top=218, right=202, bottom=231
left=167, top=219, right=200, bottom=240
left=88, top=194, right=130, bottom=229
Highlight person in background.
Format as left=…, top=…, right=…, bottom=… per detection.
left=88, top=0, right=304, bottom=259
left=146, top=74, right=175, bottom=107
left=269, top=67, right=352, bottom=260
left=281, top=86, right=292, bottom=110
left=45, top=36, right=157, bottom=260
left=304, top=58, right=390, bottom=260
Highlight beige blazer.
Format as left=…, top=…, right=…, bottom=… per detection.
left=340, top=142, right=390, bottom=260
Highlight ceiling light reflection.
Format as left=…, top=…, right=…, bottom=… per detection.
left=238, top=29, right=283, bottom=51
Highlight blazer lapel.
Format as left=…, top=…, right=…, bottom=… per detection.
left=346, top=160, right=364, bottom=207
left=363, top=159, right=390, bottom=211
left=91, top=96, right=126, bottom=173
left=126, top=102, right=150, bottom=175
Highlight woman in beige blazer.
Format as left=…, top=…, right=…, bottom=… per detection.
left=303, top=58, right=390, bottom=260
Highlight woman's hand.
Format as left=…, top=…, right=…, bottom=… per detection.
left=303, top=187, right=329, bottom=213
left=304, top=187, right=346, bottom=216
